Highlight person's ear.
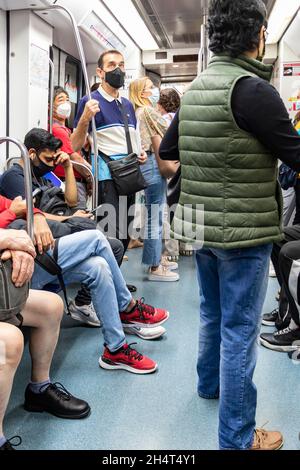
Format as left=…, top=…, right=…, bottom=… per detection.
left=257, top=25, right=266, bottom=60
left=28, top=149, right=36, bottom=160
left=96, top=67, right=105, bottom=81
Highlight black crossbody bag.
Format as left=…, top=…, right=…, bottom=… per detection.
left=99, top=100, right=147, bottom=196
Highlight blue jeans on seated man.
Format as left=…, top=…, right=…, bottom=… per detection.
left=141, top=154, right=167, bottom=266
left=195, top=243, right=272, bottom=450
left=31, top=230, right=132, bottom=352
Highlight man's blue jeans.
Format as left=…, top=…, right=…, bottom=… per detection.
left=195, top=244, right=272, bottom=450
left=32, top=230, right=132, bottom=352
left=141, top=154, right=167, bottom=266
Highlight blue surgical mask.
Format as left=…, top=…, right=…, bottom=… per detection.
left=149, top=87, right=160, bottom=106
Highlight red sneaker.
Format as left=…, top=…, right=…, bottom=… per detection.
left=99, top=343, right=158, bottom=374
left=120, top=298, right=169, bottom=328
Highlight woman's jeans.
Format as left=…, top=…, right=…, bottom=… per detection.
left=141, top=154, right=167, bottom=266
left=195, top=243, right=272, bottom=450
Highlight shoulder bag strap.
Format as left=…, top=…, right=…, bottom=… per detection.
left=117, top=100, right=133, bottom=154
left=35, top=244, right=70, bottom=315
left=98, top=151, right=113, bottom=163
left=143, top=107, right=164, bottom=138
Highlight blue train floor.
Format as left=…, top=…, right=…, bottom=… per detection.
left=4, top=248, right=300, bottom=450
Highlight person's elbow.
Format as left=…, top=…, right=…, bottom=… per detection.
left=65, top=196, right=78, bottom=208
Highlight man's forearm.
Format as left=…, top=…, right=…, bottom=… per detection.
left=71, top=118, right=90, bottom=152
left=64, top=165, right=78, bottom=207
left=44, top=213, right=70, bottom=222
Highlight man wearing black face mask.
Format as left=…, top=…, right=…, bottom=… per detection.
left=72, top=50, right=147, bottom=257
left=0, top=128, right=80, bottom=217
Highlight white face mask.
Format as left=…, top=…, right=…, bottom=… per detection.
left=149, top=87, right=160, bottom=106
left=56, top=102, right=72, bottom=119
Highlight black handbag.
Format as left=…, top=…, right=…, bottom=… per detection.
left=0, top=256, right=29, bottom=325
left=99, top=101, right=147, bottom=196
left=167, top=167, right=181, bottom=211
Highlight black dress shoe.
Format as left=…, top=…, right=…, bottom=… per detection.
left=0, top=436, right=22, bottom=451
left=24, top=382, right=91, bottom=419
left=127, top=284, right=137, bottom=293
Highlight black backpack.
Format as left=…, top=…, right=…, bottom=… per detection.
left=35, top=185, right=71, bottom=216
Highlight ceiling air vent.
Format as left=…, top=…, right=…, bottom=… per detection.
left=155, top=51, right=168, bottom=60
left=173, top=54, right=198, bottom=63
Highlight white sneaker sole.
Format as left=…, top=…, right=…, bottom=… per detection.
left=68, top=311, right=101, bottom=328
left=259, top=337, right=299, bottom=352
left=122, top=311, right=169, bottom=329
left=161, top=263, right=178, bottom=271
left=123, top=327, right=166, bottom=340
left=261, top=319, right=276, bottom=327
left=99, top=357, right=158, bottom=374
left=148, top=274, right=179, bottom=282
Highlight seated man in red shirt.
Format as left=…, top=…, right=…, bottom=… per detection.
left=52, top=86, right=93, bottom=209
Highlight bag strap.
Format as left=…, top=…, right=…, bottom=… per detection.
left=116, top=100, right=133, bottom=154
left=35, top=244, right=70, bottom=315
left=98, top=151, right=113, bottom=163
left=143, top=107, right=165, bottom=139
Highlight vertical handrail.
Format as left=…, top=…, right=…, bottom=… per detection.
left=49, top=58, right=54, bottom=133
left=27, top=5, right=99, bottom=209
left=0, top=137, right=34, bottom=241
left=198, top=3, right=209, bottom=75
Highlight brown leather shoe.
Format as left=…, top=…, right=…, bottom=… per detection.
left=250, top=429, right=283, bottom=450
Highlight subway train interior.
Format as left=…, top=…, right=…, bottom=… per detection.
left=0, top=0, right=300, bottom=455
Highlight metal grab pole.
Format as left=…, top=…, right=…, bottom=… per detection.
left=6, top=156, right=20, bottom=169
left=0, top=138, right=34, bottom=241
left=49, top=58, right=54, bottom=133
left=70, top=161, right=96, bottom=210
left=198, top=2, right=209, bottom=75
left=27, top=5, right=99, bottom=209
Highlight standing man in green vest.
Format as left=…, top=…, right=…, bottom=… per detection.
left=160, top=0, right=300, bottom=450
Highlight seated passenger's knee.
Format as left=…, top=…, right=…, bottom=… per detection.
left=41, top=293, right=64, bottom=324
left=0, top=324, right=24, bottom=366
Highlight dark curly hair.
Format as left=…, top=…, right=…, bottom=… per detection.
left=208, top=0, right=267, bottom=58
left=24, top=128, right=62, bottom=154
left=158, top=88, right=181, bottom=113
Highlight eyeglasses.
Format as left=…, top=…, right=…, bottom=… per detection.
left=263, top=28, right=269, bottom=42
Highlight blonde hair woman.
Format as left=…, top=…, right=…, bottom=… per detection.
left=129, top=77, right=179, bottom=282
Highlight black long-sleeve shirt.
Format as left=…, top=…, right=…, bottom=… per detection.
left=159, top=77, right=300, bottom=172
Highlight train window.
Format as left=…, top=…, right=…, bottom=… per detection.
left=64, top=57, right=81, bottom=128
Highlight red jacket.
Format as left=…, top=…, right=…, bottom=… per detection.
left=0, top=195, right=43, bottom=229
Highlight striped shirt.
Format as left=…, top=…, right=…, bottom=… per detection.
left=74, top=86, right=140, bottom=181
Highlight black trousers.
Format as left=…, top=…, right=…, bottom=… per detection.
left=97, top=180, right=136, bottom=253
left=294, top=180, right=300, bottom=225
left=272, top=225, right=300, bottom=327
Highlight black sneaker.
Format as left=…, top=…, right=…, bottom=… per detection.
left=24, top=382, right=91, bottom=419
left=127, top=284, right=137, bottom=293
left=260, top=327, right=300, bottom=352
left=0, top=436, right=22, bottom=451
left=262, top=308, right=279, bottom=327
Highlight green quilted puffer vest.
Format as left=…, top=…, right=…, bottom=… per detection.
left=173, top=54, right=283, bottom=249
